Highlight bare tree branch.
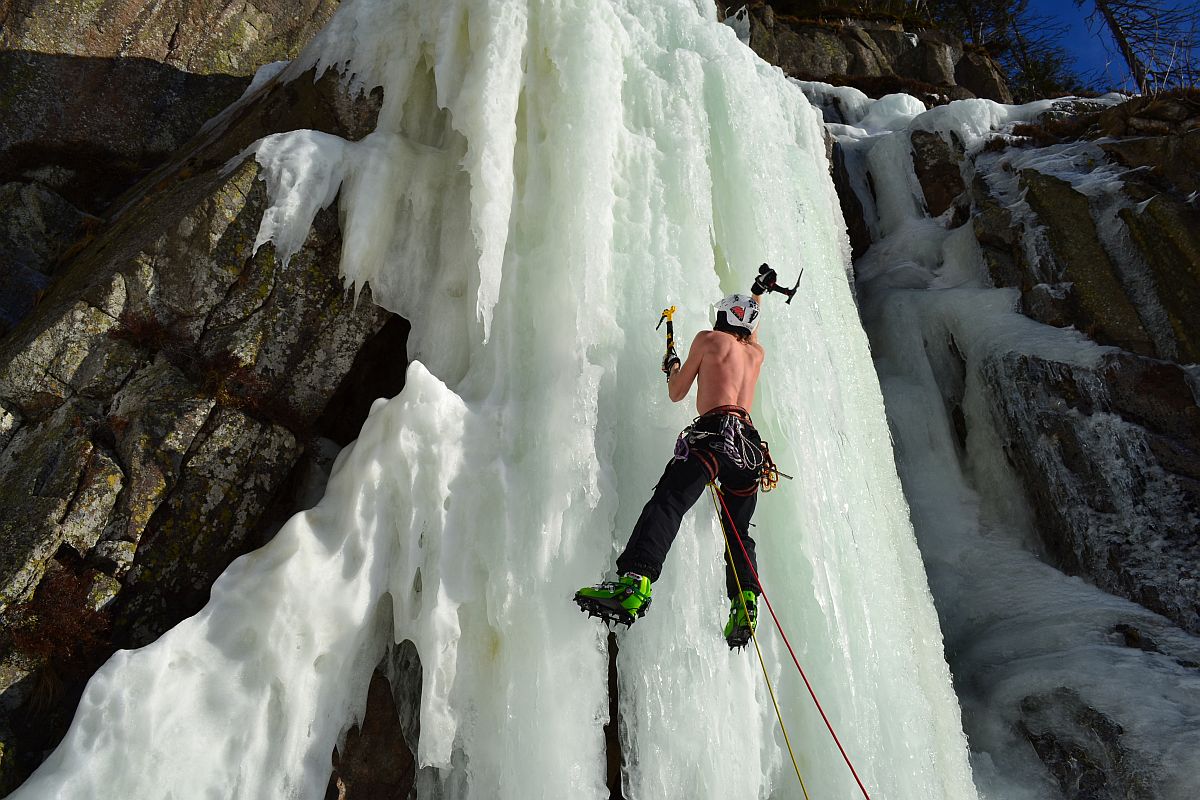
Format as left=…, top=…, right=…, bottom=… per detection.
left=1078, top=0, right=1199, bottom=92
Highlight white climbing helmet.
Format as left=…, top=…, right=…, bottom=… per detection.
left=714, top=293, right=759, bottom=335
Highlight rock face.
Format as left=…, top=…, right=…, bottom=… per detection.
left=1018, top=688, right=1156, bottom=800
left=1016, top=169, right=1157, bottom=356
left=736, top=4, right=1012, bottom=103
left=0, top=50, right=251, bottom=213
left=0, top=65, right=399, bottom=790
left=325, top=670, right=417, bottom=800
left=941, top=96, right=1200, bottom=786
left=1015, top=616, right=1200, bottom=798
left=914, top=95, right=1200, bottom=639
left=0, top=0, right=341, bottom=333
left=1, top=0, right=336, bottom=75
left=324, top=642, right=423, bottom=800
left=985, top=352, right=1200, bottom=635
left=816, top=76, right=1200, bottom=792
left=954, top=48, right=1013, bottom=104
left=909, top=128, right=966, bottom=217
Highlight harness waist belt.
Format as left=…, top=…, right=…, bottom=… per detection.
left=700, top=404, right=752, bottom=423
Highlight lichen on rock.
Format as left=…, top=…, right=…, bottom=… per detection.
left=0, top=406, right=95, bottom=610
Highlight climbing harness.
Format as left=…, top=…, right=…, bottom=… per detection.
left=676, top=409, right=763, bottom=472
left=709, top=484, right=874, bottom=800
left=673, top=409, right=791, bottom=493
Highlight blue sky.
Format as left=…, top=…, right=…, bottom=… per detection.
left=1025, top=0, right=1136, bottom=90
left=1027, top=0, right=1118, bottom=87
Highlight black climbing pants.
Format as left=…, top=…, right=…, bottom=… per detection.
left=616, top=409, right=762, bottom=598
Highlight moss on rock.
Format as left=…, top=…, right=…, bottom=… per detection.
left=1118, top=195, right=1200, bottom=364
left=1019, top=169, right=1155, bottom=356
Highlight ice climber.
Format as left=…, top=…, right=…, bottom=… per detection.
left=576, top=265, right=782, bottom=649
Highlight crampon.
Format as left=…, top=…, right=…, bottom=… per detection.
left=573, top=573, right=652, bottom=627
left=724, top=589, right=758, bottom=650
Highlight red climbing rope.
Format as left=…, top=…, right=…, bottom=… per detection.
left=712, top=486, right=874, bottom=800
left=710, top=485, right=811, bottom=798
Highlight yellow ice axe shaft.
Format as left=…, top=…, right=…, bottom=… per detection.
left=656, top=305, right=676, bottom=349
left=656, top=306, right=677, bottom=378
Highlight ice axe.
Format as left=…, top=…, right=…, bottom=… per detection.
left=756, top=263, right=803, bottom=304
left=657, top=306, right=679, bottom=378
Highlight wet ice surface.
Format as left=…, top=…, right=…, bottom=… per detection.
left=799, top=80, right=1200, bottom=798
left=12, top=5, right=982, bottom=799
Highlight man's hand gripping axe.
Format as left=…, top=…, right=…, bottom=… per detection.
left=657, top=306, right=679, bottom=380
left=752, top=263, right=803, bottom=303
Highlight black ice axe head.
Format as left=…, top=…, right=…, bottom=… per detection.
left=780, top=268, right=803, bottom=304
left=760, top=263, right=803, bottom=304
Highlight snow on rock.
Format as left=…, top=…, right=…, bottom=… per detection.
left=801, top=79, right=1200, bottom=799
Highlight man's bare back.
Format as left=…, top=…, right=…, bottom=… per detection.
left=668, top=328, right=764, bottom=414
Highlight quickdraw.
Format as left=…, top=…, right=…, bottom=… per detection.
left=758, top=439, right=792, bottom=493
left=674, top=414, right=792, bottom=494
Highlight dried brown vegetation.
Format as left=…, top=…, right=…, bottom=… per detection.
left=107, top=309, right=182, bottom=352
left=5, top=561, right=111, bottom=671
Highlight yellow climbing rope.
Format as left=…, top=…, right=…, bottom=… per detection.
left=709, top=483, right=810, bottom=800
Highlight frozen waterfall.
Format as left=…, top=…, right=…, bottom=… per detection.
left=12, top=2, right=979, bottom=798
left=797, top=82, right=1200, bottom=799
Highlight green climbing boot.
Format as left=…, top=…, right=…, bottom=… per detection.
left=574, top=573, right=653, bottom=626
left=724, top=590, right=758, bottom=649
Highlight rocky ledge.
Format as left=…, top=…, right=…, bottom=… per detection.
left=731, top=2, right=1012, bottom=104
left=1, top=0, right=342, bottom=336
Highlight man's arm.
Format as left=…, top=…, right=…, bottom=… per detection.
left=750, top=290, right=763, bottom=344
left=750, top=264, right=777, bottom=344
left=667, top=332, right=705, bottom=402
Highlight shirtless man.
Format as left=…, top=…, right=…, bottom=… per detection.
left=576, top=267, right=778, bottom=648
